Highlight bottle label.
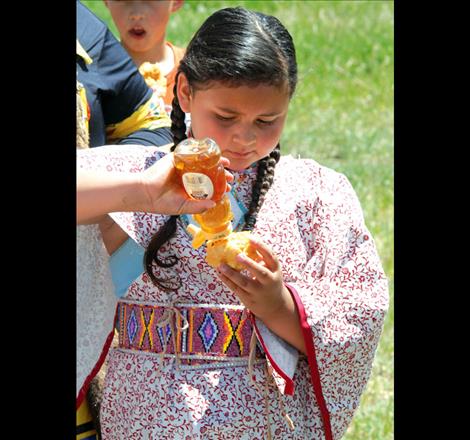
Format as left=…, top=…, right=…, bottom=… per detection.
left=182, top=172, right=214, bottom=200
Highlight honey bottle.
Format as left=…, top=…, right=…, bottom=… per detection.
left=174, top=137, right=233, bottom=247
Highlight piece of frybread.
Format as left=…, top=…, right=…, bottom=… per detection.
left=205, top=231, right=262, bottom=271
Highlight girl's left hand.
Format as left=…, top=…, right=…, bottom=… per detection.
left=216, top=236, right=292, bottom=321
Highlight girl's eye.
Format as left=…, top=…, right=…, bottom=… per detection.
left=215, top=115, right=235, bottom=122
left=257, top=119, right=275, bottom=126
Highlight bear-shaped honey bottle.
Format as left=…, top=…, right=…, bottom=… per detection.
left=173, top=137, right=261, bottom=269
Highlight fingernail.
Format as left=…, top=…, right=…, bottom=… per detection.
left=202, top=202, right=216, bottom=212
left=236, top=253, right=247, bottom=262
left=218, top=264, right=228, bottom=273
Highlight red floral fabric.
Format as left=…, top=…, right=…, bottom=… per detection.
left=77, top=145, right=388, bottom=439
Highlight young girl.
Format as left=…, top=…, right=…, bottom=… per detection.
left=79, top=7, right=388, bottom=439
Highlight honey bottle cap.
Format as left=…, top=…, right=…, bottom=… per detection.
left=173, top=137, right=220, bottom=156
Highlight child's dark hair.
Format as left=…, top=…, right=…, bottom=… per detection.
left=145, top=7, right=297, bottom=288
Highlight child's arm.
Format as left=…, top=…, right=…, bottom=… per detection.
left=77, top=168, right=149, bottom=224
left=77, top=151, right=233, bottom=224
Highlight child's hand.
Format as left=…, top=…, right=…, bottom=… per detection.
left=142, top=153, right=233, bottom=215
left=217, top=236, right=292, bottom=321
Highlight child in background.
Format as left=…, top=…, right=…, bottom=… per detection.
left=104, top=0, right=185, bottom=115
left=79, top=6, right=389, bottom=439
left=76, top=2, right=175, bottom=438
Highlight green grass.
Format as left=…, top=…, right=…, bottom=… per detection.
left=81, top=1, right=394, bottom=438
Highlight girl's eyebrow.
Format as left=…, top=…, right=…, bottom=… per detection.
left=215, top=106, right=283, bottom=117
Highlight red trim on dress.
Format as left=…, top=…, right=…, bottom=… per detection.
left=76, top=307, right=118, bottom=410
left=284, top=283, right=334, bottom=440
left=250, top=313, right=295, bottom=395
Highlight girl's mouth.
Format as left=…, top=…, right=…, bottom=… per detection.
left=226, top=151, right=254, bottom=159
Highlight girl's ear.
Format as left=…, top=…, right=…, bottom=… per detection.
left=176, top=72, right=192, bottom=113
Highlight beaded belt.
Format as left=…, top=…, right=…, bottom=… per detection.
left=117, top=300, right=293, bottom=435
left=117, top=300, right=259, bottom=364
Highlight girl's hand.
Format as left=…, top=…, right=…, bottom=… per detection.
left=216, top=236, right=292, bottom=322
left=141, top=153, right=233, bottom=215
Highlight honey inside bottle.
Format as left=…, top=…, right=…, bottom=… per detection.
left=174, top=137, right=226, bottom=202
left=174, top=137, right=233, bottom=236
left=194, top=194, right=233, bottom=234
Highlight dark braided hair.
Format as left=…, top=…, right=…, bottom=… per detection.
left=144, top=7, right=297, bottom=288
left=242, top=144, right=281, bottom=231
left=143, top=76, right=186, bottom=289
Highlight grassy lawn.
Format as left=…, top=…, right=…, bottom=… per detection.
left=81, top=1, right=394, bottom=438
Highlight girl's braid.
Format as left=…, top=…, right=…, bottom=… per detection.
left=243, top=144, right=281, bottom=231
left=170, top=72, right=187, bottom=149
left=143, top=73, right=188, bottom=289
left=143, top=217, right=181, bottom=291
left=170, top=72, right=187, bottom=151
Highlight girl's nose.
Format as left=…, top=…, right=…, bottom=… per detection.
left=233, top=124, right=256, bottom=147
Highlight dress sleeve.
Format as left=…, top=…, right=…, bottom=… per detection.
left=76, top=146, right=163, bottom=393
left=286, top=170, right=389, bottom=439
left=76, top=144, right=166, bottom=248
left=76, top=224, right=117, bottom=408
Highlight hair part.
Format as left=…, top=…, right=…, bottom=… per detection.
left=180, top=7, right=297, bottom=97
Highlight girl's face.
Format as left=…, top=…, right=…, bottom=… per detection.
left=105, top=1, right=181, bottom=53
left=177, top=76, right=290, bottom=171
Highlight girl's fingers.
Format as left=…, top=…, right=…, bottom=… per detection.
left=217, top=271, right=242, bottom=296
left=220, top=157, right=234, bottom=183
left=225, top=171, right=234, bottom=183
left=247, top=237, right=279, bottom=272
left=220, top=157, right=231, bottom=167
left=217, top=264, right=258, bottom=295
left=235, top=253, right=271, bottom=282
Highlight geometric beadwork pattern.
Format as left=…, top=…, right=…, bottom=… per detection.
left=157, top=323, right=172, bottom=349
left=197, top=312, right=218, bottom=351
left=223, top=311, right=247, bottom=356
left=126, top=309, right=138, bottom=345
left=118, top=301, right=254, bottom=358
left=139, top=307, right=154, bottom=350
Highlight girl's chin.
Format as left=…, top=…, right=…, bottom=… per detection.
left=224, top=155, right=257, bottom=172
left=227, top=163, right=254, bottom=172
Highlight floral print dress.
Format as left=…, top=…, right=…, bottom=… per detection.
left=76, top=145, right=388, bottom=440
